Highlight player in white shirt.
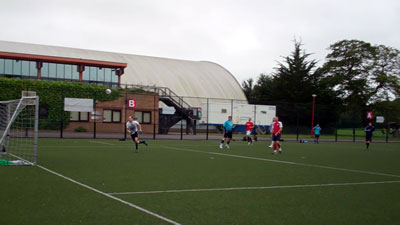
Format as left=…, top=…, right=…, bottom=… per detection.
left=126, top=116, right=148, bottom=153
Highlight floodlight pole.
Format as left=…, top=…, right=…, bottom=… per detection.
left=311, top=94, right=317, bottom=137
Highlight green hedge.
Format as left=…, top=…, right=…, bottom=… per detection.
left=0, top=78, right=121, bottom=129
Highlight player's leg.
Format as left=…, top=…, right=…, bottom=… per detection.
left=134, top=134, right=139, bottom=152
left=220, top=133, right=226, bottom=149
left=277, top=140, right=282, bottom=153
left=226, top=132, right=232, bottom=148
left=366, top=135, right=372, bottom=149
left=138, top=136, right=148, bottom=146
left=272, top=135, right=277, bottom=154
left=247, top=131, right=252, bottom=144
left=269, top=135, right=273, bottom=148
left=129, top=132, right=138, bottom=152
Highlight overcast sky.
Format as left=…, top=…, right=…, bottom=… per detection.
left=0, top=0, right=399, bottom=84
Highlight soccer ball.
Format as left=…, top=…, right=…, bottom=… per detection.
left=105, top=89, right=112, bottom=94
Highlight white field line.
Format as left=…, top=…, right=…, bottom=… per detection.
left=88, top=140, right=115, bottom=145
left=164, top=146, right=400, bottom=178
left=35, top=164, right=181, bottom=225
left=109, top=180, right=400, bottom=195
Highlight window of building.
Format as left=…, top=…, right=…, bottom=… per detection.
left=97, top=68, right=105, bottom=82
left=104, top=68, right=112, bottom=82
left=56, top=64, right=64, bottom=79
left=13, top=60, right=21, bottom=75
left=134, top=111, right=151, bottom=124
left=21, top=61, right=30, bottom=76
left=72, top=65, right=79, bottom=80
left=103, top=109, right=121, bottom=123
left=48, top=63, right=56, bottom=78
left=41, top=62, right=49, bottom=78
left=0, top=57, right=120, bottom=86
left=0, top=58, right=4, bottom=74
left=112, top=70, right=119, bottom=83
left=82, top=67, right=89, bottom=81
left=29, top=61, right=37, bottom=77
left=70, top=111, right=89, bottom=122
left=64, top=64, right=72, bottom=80
left=4, top=59, right=12, bottom=74
left=89, top=66, right=97, bottom=81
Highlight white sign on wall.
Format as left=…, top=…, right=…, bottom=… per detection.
left=162, top=106, right=176, bottom=115
left=64, top=98, right=93, bottom=112
left=376, top=116, right=384, bottom=123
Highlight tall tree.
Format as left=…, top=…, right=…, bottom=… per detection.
left=251, top=73, right=275, bottom=103
left=241, top=78, right=254, bottom=102
left=249, top=40, right=337, bottom=127
left=320, top=40, right=400, bottom=122
left=272, top=40, right=318, bottom=102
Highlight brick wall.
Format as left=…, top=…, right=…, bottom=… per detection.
left=65, top=93, right=159, bottom=134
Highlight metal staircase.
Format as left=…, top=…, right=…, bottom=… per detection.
left=123, top=84, right=196, bottom=134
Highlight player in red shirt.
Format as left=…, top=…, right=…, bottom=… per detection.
left=271, top=116, right=283, bottom=154
left=245, top=118, right=254, bottom=145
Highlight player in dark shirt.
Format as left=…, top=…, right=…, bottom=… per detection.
left=364, top=122, right=375, bottom=149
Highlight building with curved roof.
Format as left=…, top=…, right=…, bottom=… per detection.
left=0, top=40, right=247, bottom=107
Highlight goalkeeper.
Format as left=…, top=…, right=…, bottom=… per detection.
left=126, top=116, right=148, bottom=153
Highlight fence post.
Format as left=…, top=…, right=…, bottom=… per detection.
left=352, top=128, right=355, bottom=142
left=335, top=110, right=338, bottom=142
left=180, top=113, right=183, bottom=140
left=124, top=92, right=127, bottom=140
left=231, top=99, right=233, bottom=118
left=153, top=93, right=156, bottom=140
left=93, top=91, right=97, bottom=139
left=385, top=109, right=389, bottom=143
left=296, top=104, right=299, bottom=142
left=206, top=98, right=209, bottom=140
left=60, top=88, right=64, bottom=138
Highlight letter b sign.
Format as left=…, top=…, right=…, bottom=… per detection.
left=127, top=99, right=136, bottom=109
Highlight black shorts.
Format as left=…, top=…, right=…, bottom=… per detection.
left=224, top=131, right=233, bottom=139
left=315, top=134, right=320, bottom=138
left=272, top=133, right=281, bottom=142
left=366, top=134, right=372, bottom=142
left=131, top=132, right=138, bottom=139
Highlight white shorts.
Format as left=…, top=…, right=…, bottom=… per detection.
left=246, top=131, right=251, bottom=136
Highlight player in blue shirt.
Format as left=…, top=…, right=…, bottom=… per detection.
left=364, top=122, right=375, bottom=149
left=220, top=116, right=234, bottom=149
left=313, top=124, right=321, bottom=144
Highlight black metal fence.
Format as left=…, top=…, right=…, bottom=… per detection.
left=36, top=92, right=400, bottom=143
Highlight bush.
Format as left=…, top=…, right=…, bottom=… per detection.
left=74, top=126, right=87, bottom=132
left=0, top=78, right=121, bottom=130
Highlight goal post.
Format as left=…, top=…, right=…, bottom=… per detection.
left=0, top=95, right=39, bottom=165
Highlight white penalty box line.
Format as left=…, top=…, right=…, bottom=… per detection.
left=163, top=146, right=400, bottom=179
left=109, top=180, right=400, bottom=195
left=35, top=164, right=181, bottom=225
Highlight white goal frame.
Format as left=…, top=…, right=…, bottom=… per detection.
left=0, top=96, right=39, bottom=165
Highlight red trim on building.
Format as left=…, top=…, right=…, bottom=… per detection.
left=0, top=51, right=127, bottom=68
left=36, top=61, right=42, bottom=79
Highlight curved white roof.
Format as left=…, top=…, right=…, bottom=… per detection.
left=0, top=40, right=247, bottom=106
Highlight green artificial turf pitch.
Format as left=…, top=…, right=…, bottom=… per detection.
left=1, top=139, right=400, bottom=225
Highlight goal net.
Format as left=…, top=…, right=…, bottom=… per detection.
left=0, top=95, right=39, bottom=166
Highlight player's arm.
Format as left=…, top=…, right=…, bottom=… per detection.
left=137, top=122, right=142, bottom=133
left=277, top=123, right=283, bottom=134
